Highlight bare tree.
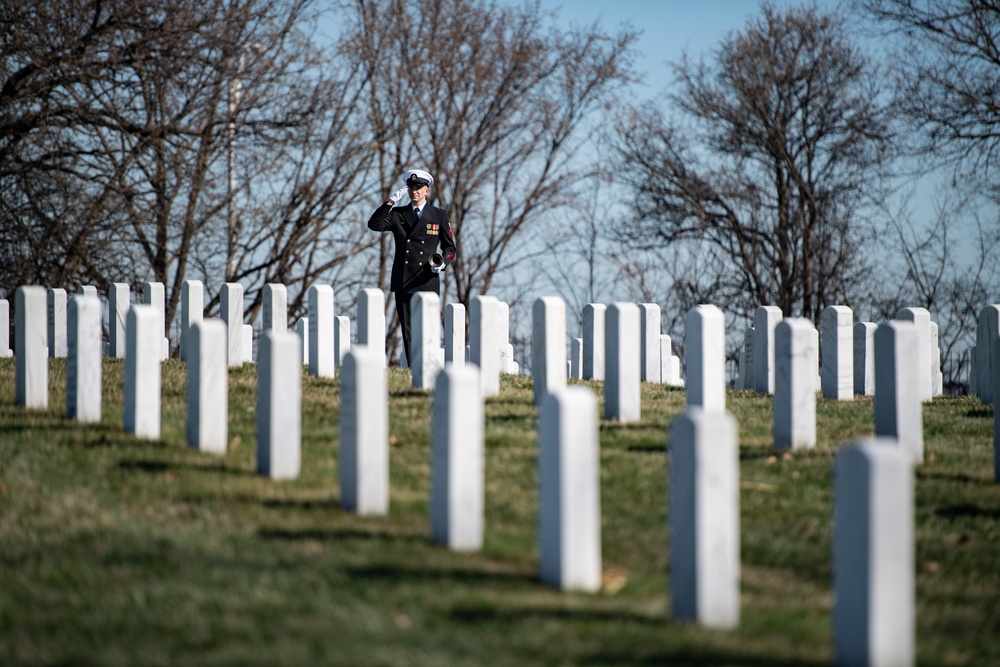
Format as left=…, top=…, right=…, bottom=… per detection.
left=1, top=0, right=379, bottom=345
left=863, top=187, right=1000, bottom=392
left=339, top=0, right=638, bottom=309
left=615, top=2, right=892, bottom=323
left=861, top=0, right=1000, bottom=192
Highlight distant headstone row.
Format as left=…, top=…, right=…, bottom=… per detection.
left=5, top=287, right=945, bottom=664
left=741, top=304, right=944, bottom=402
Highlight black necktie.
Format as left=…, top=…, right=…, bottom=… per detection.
left=414, top=207, right=422, bottom=220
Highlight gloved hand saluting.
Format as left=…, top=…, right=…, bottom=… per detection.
left=387, top=186, right=408, bottom=205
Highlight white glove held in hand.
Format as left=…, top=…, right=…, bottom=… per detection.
left=388, top=186, right=408, bottom=205
left=431, top=264, right=445, bottom=273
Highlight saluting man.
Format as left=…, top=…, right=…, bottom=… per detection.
left=367, top=169, right=456, bottom=364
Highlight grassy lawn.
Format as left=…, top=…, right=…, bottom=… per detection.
left=0, top=357, right=998, bottom=666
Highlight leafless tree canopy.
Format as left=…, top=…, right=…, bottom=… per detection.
left=615, top=2, right=892, bottom=322
left=862, top=0, right=1000, bottom=188
left=339, top=0, right=638, bottom=307
left=1, top=0, right=378, bottom=333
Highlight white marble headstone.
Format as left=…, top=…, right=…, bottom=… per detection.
left=67, top=295, right=103, bottom=423
left=774, top=318, right=817, bottom=450
left=444, top=303, right=465, bottom=366
left=412, top=292, right=442, bottom=389
left=753, top=306, right=782, bottom=394
left=143, top=281, right=167, bottom=359
left=930, top=321, right=942, bottom=397
left=604, top=302, right=640, bottom=422
left=242, top=324, right=253, bottom=363
left=994, top=338, right=1000, bottom=483
left=469, top=295, right=501, bottom=398
left=308, top=284, right=335, bottom=378
left=221, top=283, right=244, bottom=367
left=431, top=365, right=484, bottom=550
left=187, top=318, right=229, bottom=455
left=570, top=338, right=583, bottom=380
left=334, top=315, right=351, bottom=367
left=340, top=346, right=388, bottom=514
left=685, top=304, right=726, bottom=413
left=498, top=301, right=512, bottom=373
left=638, top=303, right=661, bottom=383
left=671, top=408, right=740, bottom=629
left=874, top=320, right=923, bottom=463
left=181, top=280, right=204, bottom=363
left=357, top=287, right=386, bottom=367
left=0, top=299, right=11, bottom=357
left=257, top=330, right=301, bottom=479
left=539, top=386, right=601, bottom=592
left=896, top=307, right=932, bottom=402
left=659, top=334, right=672, bottom=384
left=263, top=283, right=287, bottom=333
left=834, top=440, right=913, bottom=667
left=853, top=322, right=877, bottom=396
left=47, top=288, right=67, bottom=358
left=582, top=303, right=606, bottom=381
left=740, top=326, right=755, bottom=390
left=976, top=305, right=1000, bottom=404
left=296, top=318, right=309, bottom=365
left=16, top=286, right=48, bottom=409
left=532, top=296, right=567, bottom=405
left=124, top=305, right=161, bottom=439
left=821, top=305, right=854, bottom=401
left=108, top=283, right=129, bottom=358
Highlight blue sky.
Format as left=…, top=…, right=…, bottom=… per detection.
left=531, top=1, right=842, bottom=97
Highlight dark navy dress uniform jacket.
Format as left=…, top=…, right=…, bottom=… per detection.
left=367, top=202, right=456, bottom=293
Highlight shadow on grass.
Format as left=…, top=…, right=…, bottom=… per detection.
left=118, top=458, right=250, bottom=475
left=579, top=647, right=827, bottom=667
left=451, top=605, right=827, bottom=666
left=390, top=388, right=429, bottom=398
left=964, top=407, right=993, bottom=418
left=600, top=422, right=663, bottom=432
left=347, top=563, right=536, bottom=585
left=260, top=496, right=342, bottom=510
left=627, top=444, right=665, bottom=454
left=487, top=414, right=536, bottom=423
left=259, top=526, right=428, bottom=545
left=918, top=470, right=995, bottom=486
left=935, top=503, right=1000, bottom=521
left=451, top=602, right=664, bottom=627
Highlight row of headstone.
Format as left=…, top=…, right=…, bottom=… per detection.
left=671, top=303, right=914, bottom=659
left=742, top=304, right=943, bottom=402
left=14, top=282, right=302, bottom=475
left=6, top=285, right=922, bottom=659
left=569, top=333, right=681, bottom=386
left=767, top=313, right=925, bottom=460
left=466, top=296, right=919, bottom=656
left=23, top=278, right=529, bottom=382
left=15, top=287, right=106, bottom=417
left=579, top=302, right=681, bottom=386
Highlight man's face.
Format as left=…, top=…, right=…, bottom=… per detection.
left=407, top=183, right=429, bottom=206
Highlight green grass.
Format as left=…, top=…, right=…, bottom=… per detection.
left=0, top=358, right=998, bottom=666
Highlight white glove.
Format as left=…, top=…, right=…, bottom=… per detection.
left=387, top=186, right=408, bottom=205
left=431, top=264, right=445, bottom=273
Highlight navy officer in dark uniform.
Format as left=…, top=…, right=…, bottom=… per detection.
left=367, top=169, right=456, bottom=364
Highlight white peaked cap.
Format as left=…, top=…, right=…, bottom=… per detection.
left=403, top=169, right=434, bottom=187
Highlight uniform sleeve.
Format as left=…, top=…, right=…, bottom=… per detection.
left=439, top=211, right=456, bottom=266
left=367, top=202, right=394, bottom=231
